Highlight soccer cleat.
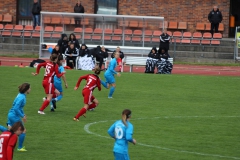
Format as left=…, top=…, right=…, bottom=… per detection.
left=17, top=147, right=27, bottom=152
left=50, top=108, right=55, bottom=112
left=88, top=108, right=94, bottom=111
left=108, top=97, right=113, bottom=99
left=73, top=117, right=79, bottom=121
left=52, top=99, right=57, bottom=109
left=38, top=111, right=45, bottom=115
left=42, top=97, right=47, bottom=101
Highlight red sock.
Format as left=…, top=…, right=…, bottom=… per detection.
left=88, top=103, right=97, bottom=110
left=75, top=108, right=87, bottom=119
left=39, top=100, right=50, bottom=111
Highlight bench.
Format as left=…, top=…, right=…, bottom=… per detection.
left=125, top=56, right=173, bottom=72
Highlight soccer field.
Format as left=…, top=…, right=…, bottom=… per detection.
left=0, top=67, right=239, bottom=160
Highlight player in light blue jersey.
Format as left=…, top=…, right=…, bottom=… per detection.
left=108, top=109, right=136, bottom=160
left=4, top=83, right=31, bottom=152
left=101, top=52, right=121, bottom=98
left=50, top=54, right=68, bottom=111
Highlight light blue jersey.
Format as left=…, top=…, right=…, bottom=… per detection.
left=108, top=120, right=134, bottom=155
left=7, top=93, right=26, bottom=126
left=105, top=58, right=117, bottom=76
left=54, top=66, right=65, bottom=84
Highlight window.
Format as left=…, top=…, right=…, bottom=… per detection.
left=95, top=0, right=118, bottom=15
left=17, top=0, right=41, bottom=19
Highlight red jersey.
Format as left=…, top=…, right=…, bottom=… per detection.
left=0, top=131, right=17, bottom=160
left=75, top=74, right=101, bottom=91
left=36, top=62, right=64, bottom=83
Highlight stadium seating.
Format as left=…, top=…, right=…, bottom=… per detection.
left=63, top=17, right=71, bottom=24
left=52, top=26, right=63, bottom=39
left=181, top=32, right=192, bottom=44
left=138, top=21, right=148, bottom=28
left=211, top=33, right=222, bottom=45
left=23, top=25, right=33, bottom=38
left=191, top=32, right=202, bottom=44
left=2, top=24, right=13, bottom=37
left=112, top=29, right=122, bottom=41
left=152, top=30, right=162, bottom=42
left=118, top=21, right=129, bottom=27
left=83, top=28, right=93, bottom=40
left=129, top=21, right=138, bottom=28
left=218, top=23, right=224, bottom=32
left=132, top=30, right=142, bottom=42
left=196, top=23, right=205, bottom=31
left=205, top=23, right=211, bottom=31
left=159, top=21, right=168, bottom=29
left=178, top=22, right=187, bottom=30
left=201, top=32, right=212, bottom=45
left=2, top=14, right=12, bottom=23
left=168, top=22, right=178, bottom=29
left=172, top=31, right=182, bottom=43
left=124, top=29, right=132, bottom=41
left=43, top=17, right=51, bottom=24
left=81, top=19, right=89, bottom=26
left=144, top=30, right=152, bottom=42
left=12, top=25, right=23, bottom=37
left=51, top=17, right=61, bottom=25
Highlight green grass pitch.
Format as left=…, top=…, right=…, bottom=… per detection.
left=0, top=67, right=239, bottom=160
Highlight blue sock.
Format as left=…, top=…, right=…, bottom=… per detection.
left=18, top=133, right=26, bottom=149
left=108, top=86, right=115, bottom=97
left=101, top=80, right=108, bottom=88
left=0, top=125, right=7, bottom=132
left=56, top=94, right=63, bottom=101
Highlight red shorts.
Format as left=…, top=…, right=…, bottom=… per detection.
left=42, top=80, right=55, bottom=94
left=82, top=88, right=95, bottom=104
left=117, top=58, right=122, bottom=65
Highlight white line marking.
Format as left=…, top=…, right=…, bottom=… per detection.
left=84, top=116, right=240, bottom=159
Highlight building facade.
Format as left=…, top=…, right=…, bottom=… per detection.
left=0, top=0, right=232, bottom=37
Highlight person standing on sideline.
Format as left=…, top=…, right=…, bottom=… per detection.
left=101, top=52, right=121, bottom=98
left=208, top=6, right=223, bottom=36
left=0, top=122, right=25, bottom=160
left=5, top=83, right=31, bottom=152
left=31, top=0, right=41, bottom=29
left=159, top=29, right=170, bottom=54
left=74, top=1, right=85, bottom=28
left=108, top=109, right=136, bottom=160
left=73, top=67, right=102, bottom=121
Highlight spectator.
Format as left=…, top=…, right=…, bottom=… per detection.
left=77, top=44, right=95, bottom=70
left=58, top=34, right=69, bottom=54
left=74, top=1, right=85, bottom=28
left=96, top=46, right=108, bottom=70
left=65, top=43, right=79, bottom=69
left=145, top=47, right=159, bottom=73
left=208, top=6, right=223, bottom=36
left=51, top=45, right=61, bottom=55
left=159, top=29, right=170, bottom=54
left=68, top=33, right=80, bottom=49
left=156, top=53, right=173, bottom=74
left=32, top=0, right=41, bottom=29
left=159, top=48, right=170, bottom=59
left=111, top=47, right=124, bottom=72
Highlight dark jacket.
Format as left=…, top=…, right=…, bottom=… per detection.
left=52, top=49, right=60, bottom=55
left=111, top=50, right=124, bottom=59
left=65, top=47, right=79, bottom=57
left=160, top=51, right=171, bottom=59
left=159, top=33, right=170, bottom=51
left=208, top=9, right=223, bottom=24
left=57, top=34, right=69, bottom=54
left=74, top=3, right=85, bottom=13
left=96, top=46, right=108, bottom=59
left=148, top=47, right=159, bottom=59
left=79, top=44, right=91, bottom=57
left=69, top=33, right=80, bottom=49
left=32, top=2, right=41, bottom=15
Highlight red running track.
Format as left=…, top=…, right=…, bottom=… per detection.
left=0, top=57, right=239, bottom=76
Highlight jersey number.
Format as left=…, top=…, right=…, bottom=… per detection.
left=115, top=127, right=123, bottom=139
left=87, top=78, right=93, bottom=86
left=0, top=137, right=4, bottom=157
left=44, top=65, right=51, bottom=76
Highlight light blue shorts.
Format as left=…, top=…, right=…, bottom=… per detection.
left=114, top=152, right=130, bottom=160
left=104, top=74, right=115, bottom=84
left=7, top=113, right=22, bottom=127
left=54, top=82, right=63, bottom=93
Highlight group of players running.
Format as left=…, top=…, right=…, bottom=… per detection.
left=0, top=51, right=136, bottom=160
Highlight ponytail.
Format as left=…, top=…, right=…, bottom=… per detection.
left=121, top=109, right=132, bottom=126
left=50, top=53, right=58, bottom=62
left=94, top=66, right=101, bottom=75
left=10, top=121, right=24, bottom=132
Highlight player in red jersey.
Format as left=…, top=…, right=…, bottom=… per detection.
left=0, top=122, right=24, bottom=160
left=73, top=67, right=102, bottom=121
left=32, top=54, right=65, bottom=114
